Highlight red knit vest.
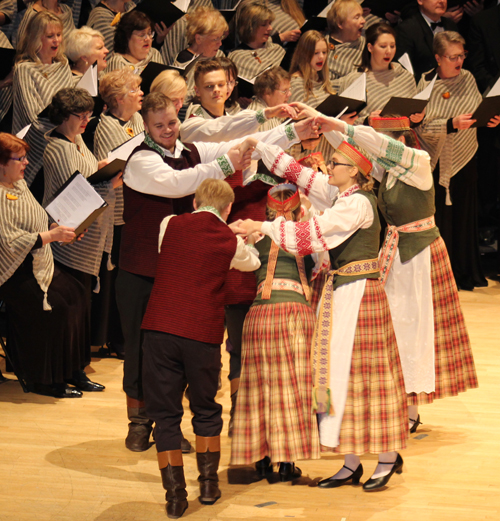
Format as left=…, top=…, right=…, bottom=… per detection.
left=141, top=212, right=238, bottom=344
left=119, top=142, right=201, bottom=277
left=224, top=175, right=269, bottom=305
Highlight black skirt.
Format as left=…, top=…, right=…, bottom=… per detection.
left=433, top=157, right=488, bottom=290
left=0, top=256, right=89, bottom=385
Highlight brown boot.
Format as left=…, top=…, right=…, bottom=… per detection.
left=196, top=435, right=221, bottom=505
left=158, top=450, right=188, bottom=519
left=126, top=396, right=153, bottom=452
left=227, top=378, right=239, bottom=438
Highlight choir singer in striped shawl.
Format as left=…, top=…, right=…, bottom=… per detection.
left=415, top=31, right=500, bottom=291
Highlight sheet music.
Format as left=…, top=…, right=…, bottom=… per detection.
left=318, top=1, right=335, bottom=17
left=413, top=74, right=437, bottom=100
left=398, top=53, right=414, bottom=76
left=77, top=63, right=98, bottom=97
left=486, top=76, right=500, bottom=97
left=107, top=132, right=145, bottom=162
left=340, top=73, right=366, bottom=101
left=172, top=0, right=189, bottom=13
left=45, top=174, right=105, bottom=229
left=16, top=124, right=31, bottom=139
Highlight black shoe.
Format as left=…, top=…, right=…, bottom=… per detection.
left=28, top=383, right=82, bottom=398
left=278, top=462, right=302, bottom=482
left=318, top=464, right=363, bottom=488
left=181, top=437, right=192, bottom=454
left=409, top=414, right=422, bottom=434
left=66, top=370, right=105, bottom=392
left=255, top=456, right=272, bottom=478
left=363, top=454, right=403, bottom=491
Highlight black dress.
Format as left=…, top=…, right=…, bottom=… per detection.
left=0, top=255, right=88, bottom=386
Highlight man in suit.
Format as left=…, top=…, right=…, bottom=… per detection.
left=396, top=0, right=458, bottom=81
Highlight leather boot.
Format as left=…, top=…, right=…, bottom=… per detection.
left=196, top=435, right=221, bottom=505
left=126, top=396, right=153, bottom=452
left=227, top=377, right=239, bottom=438
left=158, top=450, right=188, bottom=519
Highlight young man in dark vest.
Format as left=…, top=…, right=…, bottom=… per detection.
left=116, top=92, right=319, bottom=453
left=141, top=178, right=260, bottom=519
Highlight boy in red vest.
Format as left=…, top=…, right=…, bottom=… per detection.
left=141, top=178, right=260, bottom=519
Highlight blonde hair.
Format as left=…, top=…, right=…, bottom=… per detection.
left=195, top=178, right=235, bottom=214
left=16, top=12, right=66, bottom=64
left=290, top=31, right=335, bottom=101
left=151, top=70, right=188, bottom=99
left=185, top=6, right=228, bottom=46
left=265, top=188, right=301, bottom=221
left=433, top=30, right=466, bottom=56
left=326, top=0, right=362, bottom=33
left=99, top=68, right=142, bottom=110
left=65, top=26, right=105, bottom=63
left=237, top=2, right=275, bottom=45
left=278, top=0, right=305, bottom=27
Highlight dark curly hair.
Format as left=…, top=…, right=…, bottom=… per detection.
left=48, top=88, right=94, bottom=125
left=113, top=10, right=154, bottom=55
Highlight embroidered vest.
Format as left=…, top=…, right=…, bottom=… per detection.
left=141, top=212, right=238, bottom=344
left=328, top=190, right=381, bottom=289
left=120, top=141, right=201, bottom=278
left=378, top=174, right=440, bottom=263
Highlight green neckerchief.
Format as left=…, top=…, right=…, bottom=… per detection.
left=193, top=205, right=223, bottom=221
left=144, top=133, right=191, bottom=158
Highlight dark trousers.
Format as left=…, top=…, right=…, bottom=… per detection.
left=142, top=330, right=222, bottom=452
left=115, top=269, right=154, bottom=400
left=225, top=304, right=250, bottom=382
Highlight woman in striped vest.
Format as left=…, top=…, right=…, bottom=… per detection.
left=0, top=132, right=87, bottom=399
left=337, top=22, right=423, bottom=126
left=239, top=137, right=407, bottom=492
left=65, top=26, right=110, bottom=79
left=415, top=31, right=500, bottom=290
left=12, top=12, right=74, bottom=201
left=42, top=87, right=122, bottom=392
left=103, top=10, right=164, bottom=75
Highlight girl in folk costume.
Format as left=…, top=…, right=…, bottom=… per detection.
left=319, top=113, right=478, bottom=432
left=230, top=183, right=320, bottom=482
left=240, top=139, right=408, bottom=491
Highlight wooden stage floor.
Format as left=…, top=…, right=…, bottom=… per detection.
left=1, top=281, right=500, bottom=521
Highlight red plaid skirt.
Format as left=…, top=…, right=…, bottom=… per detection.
left=322, top=279, right=408, bottom=455
left=408, top=237, right=478, bottom=405
left=230, top=302, right=320, bottom=465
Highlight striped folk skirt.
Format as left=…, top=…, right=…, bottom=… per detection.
left=321, top=279, right=408, bottom=455
left=408, top=237, right=478, bottom=405
left=230, top=301, right=320, bottom=465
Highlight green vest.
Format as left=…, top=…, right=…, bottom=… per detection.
left=328, top=190, right=381, bottom=289
left=252, top=236, right=313, bottom=306
left=378, top=174, right=440, bottom=263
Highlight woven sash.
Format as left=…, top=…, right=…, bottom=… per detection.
left=379, top=216, right=436, bottom=285
left=257, top=278, right=304, bottom=296
left=311, top=258, right=379, bottom=415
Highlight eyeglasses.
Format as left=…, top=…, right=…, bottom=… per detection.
left=204, top=35, right=223, bottom=43
left=133, top=31, right=155, bottom=41
left=71, top=112, right=92, bottom=121
left=442, top=51, right=468, bottom=62
left=277, top=88, right=291, bottom=95
left=227, top=80, right=239, bottom=87
left=129, top=88, right=142, bottom=95
left=10, top=156, right=28, bottom=163
left=328, top=160, right=353, bottom=169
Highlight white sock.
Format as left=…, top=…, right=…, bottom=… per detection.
left=371, top=451, right=398, bottom=479
left=408, top=405, right=419, bottom=429
left=329, top=454, right=360, bottom=480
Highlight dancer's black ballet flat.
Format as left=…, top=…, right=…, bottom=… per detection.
left=278, top=462, right=302, bottom=482
left=318, top=464, right=363, bottom=488
left=409, top=414, right=422, bottom=434
left=362, top=454, right=403, bottom=491
left=255, top=456, right=272, bottom=478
